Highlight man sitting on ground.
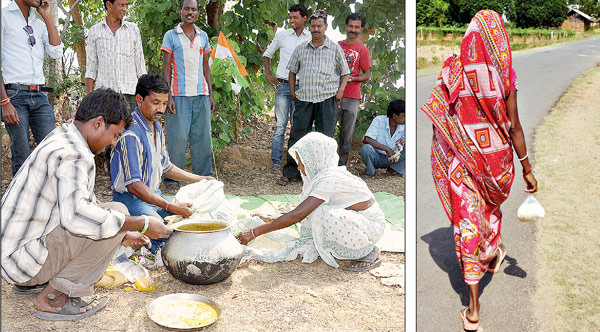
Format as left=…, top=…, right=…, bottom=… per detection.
left=110, top=74, right=213, bottom=253
left=1, top=89, right=172, bottom=321
left=359, top=99, right=405, bottom=176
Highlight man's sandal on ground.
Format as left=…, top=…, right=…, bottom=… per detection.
left=270, top=165, right=281, bottom=174
left=35, top=296, right=109, bottom=321
left=277, top=176, right=290, bottom=186
left=12, top=283, right=48, bottom=295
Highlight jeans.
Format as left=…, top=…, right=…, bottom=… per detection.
left=270, top=83, right=297, bottom=167
left=334, top=97, right=361, bottom=166
left=164, top=95, right=213, bottom=187
left=113, top=191, right=173, bottom=254
left=359, top=144, right=405, bottom=175
left=282, top=96, right=337, bottom=180
left=1, top=88, right=55, bottom=175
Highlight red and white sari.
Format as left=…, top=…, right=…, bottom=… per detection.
left=421, top=10, right=517, bottom=284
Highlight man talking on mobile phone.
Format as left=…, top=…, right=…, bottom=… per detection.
left=1, top=0, right=63, bottom=176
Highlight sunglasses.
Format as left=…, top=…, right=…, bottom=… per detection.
left=311, top=10, right=327, bottom=19
left=23, top=25, right=36, bottom=47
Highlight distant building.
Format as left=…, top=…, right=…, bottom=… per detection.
left=561, top=8, right=597, bottom=32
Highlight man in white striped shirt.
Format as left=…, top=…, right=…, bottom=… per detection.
left=1, top=89, right=172, bottom=321
left=84, top=0, right=146, bottom=111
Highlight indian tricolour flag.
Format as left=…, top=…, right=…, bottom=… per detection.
left=210, top=31, right=250, bottom=93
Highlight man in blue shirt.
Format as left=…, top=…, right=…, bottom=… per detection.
left=360, top=99, right=405, bottom=176
left=110, top=75, right=213, bottom=252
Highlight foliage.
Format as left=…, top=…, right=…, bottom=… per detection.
left=514, top=0, right=568, bottom=28
left=446, top=0, right=515, bottom=24
left=568, top=1, right=600, bottom=19
left=54, top=0, right=405, bottom=149
left=416, top=0, right=449, bottom=27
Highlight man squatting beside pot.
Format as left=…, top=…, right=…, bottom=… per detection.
left=110, top=74, right=214, bottom=254
left=1, top=89, right=172, bottom=321
left=278, top=9, right=351, bottom=186
left=262, top=3, right=311, bottom=175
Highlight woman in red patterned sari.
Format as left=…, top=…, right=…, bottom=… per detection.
left=421, top=10, right=538, bottom=331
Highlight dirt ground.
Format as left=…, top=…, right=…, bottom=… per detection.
left=0, top=114, right=404, bottom=332
left=532, top=66, right=600, bottom=331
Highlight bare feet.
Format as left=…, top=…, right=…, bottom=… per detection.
left=121, top=232, right=150, bottom=250
left=34, top=284, right=100, bottom=314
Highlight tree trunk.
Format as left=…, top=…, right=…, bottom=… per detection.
left=358, top=25, right=376, bottom=44
left=205, top=0, right=224, bottom=31
left=68, top=0, right=86, bottom=79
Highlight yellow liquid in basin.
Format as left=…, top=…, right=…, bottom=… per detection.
left=176, top=223, right=226, bottom=232
left=150, top=299, right=218, bottom=328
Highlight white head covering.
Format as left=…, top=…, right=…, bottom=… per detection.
left=289, top=132, right=373, bottom=208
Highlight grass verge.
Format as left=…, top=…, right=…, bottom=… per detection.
left=533, top=65, right=600, bottom=332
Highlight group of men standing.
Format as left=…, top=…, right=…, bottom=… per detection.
left=0, top=0, right=404, bottom=321
left=263, top=5, right=404, bottom=185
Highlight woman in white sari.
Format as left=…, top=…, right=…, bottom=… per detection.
left=236, top=132, right=386, bottom=271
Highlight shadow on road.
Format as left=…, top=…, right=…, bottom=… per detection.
left=421, top=226, right=493, bottom=306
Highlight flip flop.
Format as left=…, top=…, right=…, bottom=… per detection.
left=277, top=176, right=290, bottom=186
left=340, top=246, right=382, bottom=272
left=487, top=246, right=506, bottom=274
left=35, top=296, right=108, bottom=321
left=460, top=307, right=479, bottom=331
left=12, top=283, right=48, bottom=295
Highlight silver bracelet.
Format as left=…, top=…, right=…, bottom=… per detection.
left=250, top=228, right=256, bottom=239
left=518, top=153, right=528, bottom=162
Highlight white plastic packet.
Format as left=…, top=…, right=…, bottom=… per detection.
left=517, top=194, right=545, bottom=222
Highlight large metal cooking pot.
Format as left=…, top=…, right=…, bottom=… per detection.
left=161, top=219, right=243, bottom=285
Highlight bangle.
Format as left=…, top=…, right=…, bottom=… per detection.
left=250, top=228, right=256, bottom=239
left=139, top=215, right=149, bottom=234
left=518, top=153, right=528, bottom=162
left=523, top=167, right=532, bottom=176
left=165, top=202, right=170, bottom=212
left=1, top=98, right=10, bottom=106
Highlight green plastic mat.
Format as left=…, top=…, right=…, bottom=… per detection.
left=226, top=192, right=404, bottom=231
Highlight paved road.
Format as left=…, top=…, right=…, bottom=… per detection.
left=416, top=37, right=600, bottom=331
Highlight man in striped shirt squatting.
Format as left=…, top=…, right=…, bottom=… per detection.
left=278, top=9, right=351, bottom=186
left=160, top=0, right=215, bottom=194
left=110, top=75, right=214, bottom=253
left=262, top=3, right=311, bottom=175
left=1, top=89, right=172, bottom=321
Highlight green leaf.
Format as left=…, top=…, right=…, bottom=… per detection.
left=219, top=132, right=231, bottom=143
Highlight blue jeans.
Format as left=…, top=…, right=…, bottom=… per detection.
left=113, top=191, right=173, bottom=254
left=359, top=144, right=405, bottom=175
left=1, top=88, right=55, bottom=175
left=164, top=95, right=213, bottom=187
left=270, top=83, right=297, bottom=167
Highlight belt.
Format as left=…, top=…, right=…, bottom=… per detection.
left=278, top=79, right=289, bottom=84
left=5, top=83, right=53, bottom=93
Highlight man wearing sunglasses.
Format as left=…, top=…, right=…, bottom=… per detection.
left=1, top=0, right=63, bottom=176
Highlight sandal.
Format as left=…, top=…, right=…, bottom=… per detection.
left=487, top=246, right=506, bottom=274
left=270, top=165, right=281, bottom=174
left=35, top=296, right=109, bottom=321
left=340, top=246, right=382, bottom=272
left=460, top=307, right=479, bottom=331
left=101, top=187, right=113, bottom=197
left=12, top=283, right=48, bottom=295
left=277, top=176, right=290, bottom=186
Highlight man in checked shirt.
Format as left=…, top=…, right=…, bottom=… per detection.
left=1, top=89, right=172, bottom=321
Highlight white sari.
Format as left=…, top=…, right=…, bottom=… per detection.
left=248, top=132, right=386, bottom=268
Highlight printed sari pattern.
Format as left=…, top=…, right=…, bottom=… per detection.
left=421, top=10, right=516, bottom=284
